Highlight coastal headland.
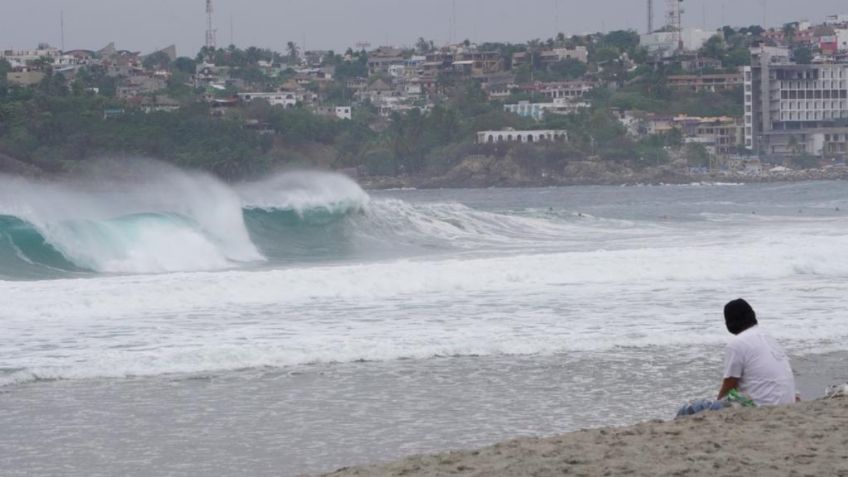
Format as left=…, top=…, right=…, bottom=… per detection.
left=322, top=396, right=848, bottom=477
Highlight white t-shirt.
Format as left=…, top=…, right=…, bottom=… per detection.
left=723, top=325, right=796, bottom=406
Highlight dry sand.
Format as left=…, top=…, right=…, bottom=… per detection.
left=321, top=396, right=848, bottom=477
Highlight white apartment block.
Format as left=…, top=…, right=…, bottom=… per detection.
left=745, top=45, right=848, bottom=158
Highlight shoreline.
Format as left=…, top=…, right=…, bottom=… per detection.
left=321, top=396, right=848, bottom=477
left=358, top=170, right=848, bottom=190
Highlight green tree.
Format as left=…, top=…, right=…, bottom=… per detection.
left=172, top=57, right=197, bottom=75
left=699, top=35, right=726, bottom=61
left=685, top=142, right=711, bottom=168
left=0, top=58, right=10, bottom=96
left=793, top=46, right=813, bottom=65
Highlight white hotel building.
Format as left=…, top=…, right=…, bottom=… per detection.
left=745, top=46, right=848, bottom=158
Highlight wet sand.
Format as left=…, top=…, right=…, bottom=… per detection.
left=323, top=395, right=848, bottom=477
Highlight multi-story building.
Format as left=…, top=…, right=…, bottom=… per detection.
left=522, top=80, right=594, bottom=100
left=745, top=45, right=848, bottom=159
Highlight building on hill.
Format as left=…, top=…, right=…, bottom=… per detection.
left=143, top=45, right=177, bottom=62
left=745, top=45, right=848, bottom=159
left=675, top=115, right=744, bottom=156
left=679, top=56, right=723, bottom=73
left=522, top=80, right=595, bottom=100
left=476, top=128, right=568, bottom=144
left=640, top=29, right=713, bottom=57
left=481, top=72, right=518, bottom=99
left=504, top=99, right=590, bottom=121
left=666, top=72, right=743, bottom=93
left=455, top=50, right=504, bottom=75
left=139, top=95, right=181, bottom=113
left=116, top=76, right=167, bottom=99
left=1, top=45, right=61, bottom=66
left=825, top=14, right=848, bottom=26
left=237, top=91, right=299, bottom=108
left=356, top=78, right=395, bottom=103
left=314, top=105, right=353, bottom=120
left=6, top=68, right=46, bottom=86
left=194, top=62, right=232, bottom=88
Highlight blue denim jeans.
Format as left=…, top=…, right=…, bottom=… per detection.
left=676, top=398, right=729, bottom=418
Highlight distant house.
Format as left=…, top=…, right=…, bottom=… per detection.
left=335, top=106, right=352, bottom=120
left=116, top=76, right=167, bottom=99
left=140, top=96, right=181, bottom=113
left=238, top=91, right=299, bottom=108
left=512, top=46, right=588, bottom=68
left=476, top=128, right=568, bottom=144
left=194, top=62, right=232, bottom=88
left=0, top=45, right=61, bottom=65
left=356, top=78, right=395, bottom=102
left=679, top=56, right=723, bottom=73
left=640, top=29, right=713, bottom=57
left=504, top=99, right=590, bottom=120
left=481, top=72, right=518, bottom=99
left=6, top=68, right=45, bottom=86
left=523, top=80, right=594, bottom=100
left=667, top=73, right=743, bottom=93
left=314, top=105, right=353, bottom=120
left=367, top=47, right=406, bottom=75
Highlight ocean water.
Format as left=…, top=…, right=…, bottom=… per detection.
left=1, top=169, right=847, bottom=476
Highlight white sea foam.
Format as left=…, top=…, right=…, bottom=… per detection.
left=3, top=219, right=848, bottom=385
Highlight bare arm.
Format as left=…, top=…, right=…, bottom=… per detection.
left=717, top=377, right=740, bottom=400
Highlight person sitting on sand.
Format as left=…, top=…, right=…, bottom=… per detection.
left=677, top=299, right=796, bottom=417
left=717, top=298, right=796, bottom=406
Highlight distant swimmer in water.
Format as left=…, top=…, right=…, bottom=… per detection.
left=577, top=212, right=583, bottom=217
left=837, top=207, right=841, bottom=212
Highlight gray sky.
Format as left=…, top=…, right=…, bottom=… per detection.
left=2, top=1, right=847, bottom=56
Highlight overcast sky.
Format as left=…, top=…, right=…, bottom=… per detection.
left=2, top=1, right=847, bottom=56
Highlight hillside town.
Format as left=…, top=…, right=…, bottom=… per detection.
left=3, top=1, right=848, bottom=185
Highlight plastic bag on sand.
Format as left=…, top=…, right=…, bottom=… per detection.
left=825, top=383, right=848, bottom=398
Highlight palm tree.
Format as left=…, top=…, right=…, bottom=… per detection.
left=286, top=41, right=300, bottom=65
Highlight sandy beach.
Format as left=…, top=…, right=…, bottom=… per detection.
left=322, top=396, right=848, bottom=477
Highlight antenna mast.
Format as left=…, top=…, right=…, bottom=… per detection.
left=647, top=0, right=654, bottom=33
left=60, top=11, right=65, bottom=51
left=205, top=0, right=216, bottom=50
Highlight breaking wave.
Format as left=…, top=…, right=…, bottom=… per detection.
left=0, top=166, right=597, bottom=279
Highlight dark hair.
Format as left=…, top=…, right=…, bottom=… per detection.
left=724, top=298, right=758, bottom=335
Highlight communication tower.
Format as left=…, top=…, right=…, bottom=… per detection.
left=205, top=0, right=217, bottom=50
left=666, top=0, right=684, bottom=51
